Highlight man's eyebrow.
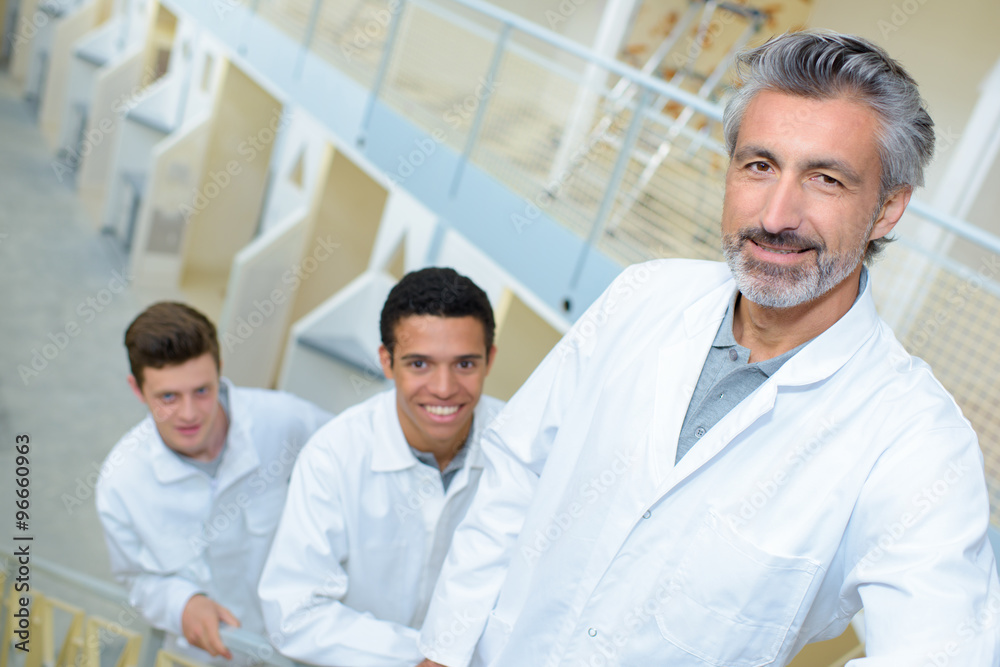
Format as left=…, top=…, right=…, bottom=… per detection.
left=733, top=145, right=779, bottom=164
left=733, top=145, right=863, bottom=186
left=398, top=353, right=485, bottom=360
left=803, top=159, right=863, bottom=186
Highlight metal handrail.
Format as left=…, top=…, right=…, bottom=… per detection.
left=908, top=199, right=1000, bottom=257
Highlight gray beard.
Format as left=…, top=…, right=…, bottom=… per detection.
left=722, top=228, right=865, bottom=309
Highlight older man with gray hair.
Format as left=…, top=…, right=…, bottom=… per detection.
left=416, top=31, right=999, bottom=666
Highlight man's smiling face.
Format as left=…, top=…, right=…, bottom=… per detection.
left=721, top=90, right=898, bottom=309
left=379, top=315, right=495, bottom=454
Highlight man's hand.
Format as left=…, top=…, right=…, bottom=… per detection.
left=415, top=661, right=446, bottom=667
left=181, top=594, right=240, bottom=660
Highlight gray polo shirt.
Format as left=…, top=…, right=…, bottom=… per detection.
left=411, top=437, right=469, bottom=492
left=675, top=269, right=868, bottom=463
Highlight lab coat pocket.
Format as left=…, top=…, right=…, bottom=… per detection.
left=655, top=510, right=819, bottom=667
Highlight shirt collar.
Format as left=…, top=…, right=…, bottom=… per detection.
left=149, top=377, right=259, bottom=484
left=709, top=267, right=870, bottom=379
left=372, top=389, right=488, bottom=473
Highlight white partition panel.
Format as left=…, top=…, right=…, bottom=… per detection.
left=128, top=113, right=210, bottom=288
left=55, top=17, right=121, bottom=164
left=258, top=109, right=331, bottom=235
left=38, top=1, right=104, bottom=149
left=9, top=0, right=42, bottom=89
left=100, top=76, right=176, bottom=239
left=279, top=271, right=397, bottom=415
left=369, top=186, right=439, bottom=275
left=218, top=210, right=311, bottom=388
left=75, top=46, right=145, bottom=226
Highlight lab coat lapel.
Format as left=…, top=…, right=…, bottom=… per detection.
left=148, top=421, right=202, bottom=484
left=215, top=381, right=261, bottom=491
left=653, top=271, right=883, bottom=493
left=371, top=389, right=421, bottom=473
left=571, top=281, right=737, bottom=599
left=646, top=280, right=735, bottom=488
left=576, top=272, right=884, bottom=611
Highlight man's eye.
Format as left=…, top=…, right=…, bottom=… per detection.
left=458, top=360, right=475, bottom=369
left=751, top=161, right=770, bottom=171
left=410, top=360, right=426, bottom=369
left=819, top=174, right=840, bottom=186
left=161, top=393, right=176, bottom=402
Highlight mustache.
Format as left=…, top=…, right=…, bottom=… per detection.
left=737, top=228, right=822, bottom=252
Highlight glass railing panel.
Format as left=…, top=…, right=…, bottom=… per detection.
left=310, top=0, right=390, bottom=89
left=469, top=29, right=603, bottom=237
left=257, top=0, right=315, bottom=45
left=378, top=0, right=501, bottom=152
left=871, top=232, right=1000, bottom=527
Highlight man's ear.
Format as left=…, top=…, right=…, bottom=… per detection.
left=378, top=345, right=394, bottom=380
left=485, top=345, right=497, bottom=375
left=869, top=185, right=912, bottom=242
left=127, top=375, right=146, bottom=404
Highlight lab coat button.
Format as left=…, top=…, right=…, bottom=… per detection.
left=588, top=628, right=597, bottom=637
left=642, top=510, right=651, bottom=519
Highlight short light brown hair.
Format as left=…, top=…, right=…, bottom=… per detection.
left=125, top=302, right=220, bottom=388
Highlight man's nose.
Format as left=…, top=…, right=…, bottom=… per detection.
left=759, top=176, right=805, bottom=235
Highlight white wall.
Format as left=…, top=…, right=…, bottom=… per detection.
left=807, top=0, right=1000, bottom=201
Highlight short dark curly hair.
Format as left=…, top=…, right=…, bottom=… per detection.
left=380, top=267, right=495, bottom=362
left=125, top=302, right=220, bottom=388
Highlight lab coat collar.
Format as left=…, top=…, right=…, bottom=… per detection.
left=148, top=377, right=260, bottom=486
left=768, top=271, right=880, bottom=387
left=370, top=389, right=485, bottom=473
left=654, top=268, right=881, bottom=484
left=682, top=268, right=881, bottom=388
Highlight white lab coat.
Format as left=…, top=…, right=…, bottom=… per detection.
left=96, top=379, right=331, bottom=644
left=419, top=259, right=1000, bottom=667
left=258, top=389, right=505, bottom=667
